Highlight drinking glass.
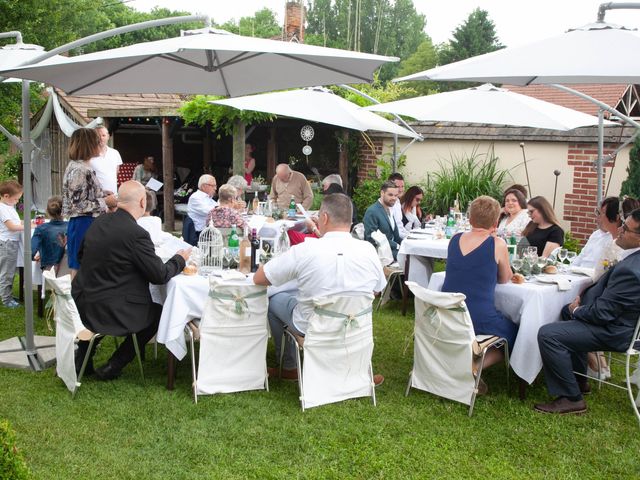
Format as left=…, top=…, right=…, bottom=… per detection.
left=223, top=247, right=232, bottom=270
left=231, top=248, right=241, bottom=269
left=566, top=251, right=577, bottom=267
left=537, top=256, right=548, bottom=271
left=511, top=257, right=523, bottom=274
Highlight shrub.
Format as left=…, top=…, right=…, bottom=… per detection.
left=0, top=152, right=21, bottom=181
left=421, top=147, right=510, bottom=216
left=352, top=155, right=405, bottom=222
left=563, top=230, right=581, bottom=254
left=621, top=135, right=640, bottom=198
left=0, top=420, right=31, bottom=480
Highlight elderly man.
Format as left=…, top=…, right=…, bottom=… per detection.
left=363, top=181, right=402, bottom=261
left=254, top=193, right=386, bottom=382
left=534, top=208, right=640, bottom=415
left=187, top=174, right=218, bottom=234
left=72, top=181, right=190, bottom=380
left=269, top=163, right=313, bottom=211
left=89, top=125, right=122, bottom=195
left=573, top=196, right=623, bottom=269
left=321, top=174, right=357, bottom=226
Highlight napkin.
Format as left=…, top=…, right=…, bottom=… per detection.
left=533, top=275, right=572, bottom=291
left=569, top=266, right=596, bottom=281
left=220, top=270, right=248, bottom=281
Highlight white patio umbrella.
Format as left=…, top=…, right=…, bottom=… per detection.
left=212, top=87, right=421, bottom=139
left=364, top=83, right=614, bottom=130
left=393, top=22, right=640, bottom=85
left=0, top=28, right=397, bottom=96
left=0, top=42, right=67, bottom=82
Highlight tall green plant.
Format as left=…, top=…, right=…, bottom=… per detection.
left=352, top=155, right=405, bottom=221
left=421, top=147, right=510, bottom=215
left=620, top=135, right=640, bottom=198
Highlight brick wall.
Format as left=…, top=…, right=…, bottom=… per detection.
left=563, top=143, right=616, bottom=244
left=356, top=137, right=384, bottom=181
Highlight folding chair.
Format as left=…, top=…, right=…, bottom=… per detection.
left=191, top=278, right=268, bottom=403
left=404, top=281, right=509, bottom=417
left=575, top=314, right=640, bottom=425
left=43, top=269, right=145, bottom=398
left=376, top=264, right=406, bottom=312
left=280, top=294, right=377, bottom=411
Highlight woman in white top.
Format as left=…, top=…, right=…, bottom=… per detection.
left=497, top=188, right=530, bottom=237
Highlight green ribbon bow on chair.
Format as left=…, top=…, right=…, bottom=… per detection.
left=209, top=289, right=266, bottom=315
left=313, top=305, right=373, bottom=332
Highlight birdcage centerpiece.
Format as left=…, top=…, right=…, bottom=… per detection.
left=274, top=225, right=290, bottom=256
left=198, top=220, right=224, bottom=275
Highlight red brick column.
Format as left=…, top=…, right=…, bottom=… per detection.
left=563, top=143, right=616, bottom=244
left=356, top=137, right=384, bottom=181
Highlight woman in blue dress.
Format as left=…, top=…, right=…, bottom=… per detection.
left=442, top=196, right=518, bottom=369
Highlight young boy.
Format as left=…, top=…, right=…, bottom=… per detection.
left=0, top=180, right=24, bottom=308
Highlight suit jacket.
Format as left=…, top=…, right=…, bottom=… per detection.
left=72, top=208, right=186, bottom=336
left=363, top=201, right=401, bottom=259
left=573, top=250, right=640, bottom=347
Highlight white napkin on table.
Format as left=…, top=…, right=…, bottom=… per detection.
left=533, top=275, right=572, bottom=291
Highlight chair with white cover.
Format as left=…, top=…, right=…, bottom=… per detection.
left=405, top=281, right=509, bottom=416
left=192, top=278, right=269, bottom=402
left=281, top=294, right=377, bottom=411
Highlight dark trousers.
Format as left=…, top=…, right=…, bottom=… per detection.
left=538, top=305, right=632, bottom=399
left=77, top=304, right=161, bottom=371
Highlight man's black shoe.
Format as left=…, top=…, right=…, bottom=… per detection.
left=75, top=351, right=94, bottom=376
left=94, top=363, right=122, bottom=381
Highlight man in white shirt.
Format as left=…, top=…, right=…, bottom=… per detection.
left=89, top=126, right=122, bottom=194
left=254, top=193, right=386, bottom=381
left=388, top=172, right=410, bottom=239
left=187, top=174, right=218, bottom=233
left=573, top=196, right=621, bottom=268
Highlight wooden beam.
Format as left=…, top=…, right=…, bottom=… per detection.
left=267, top=127, right=277, bottom=180
left=338, top=129, right=349, bottom=192
left=87, top=107, right=179, bottom=118
left=162, top=117, right=175, bottom=232
left=203, top=124, right=212, bottom=174
left=232, top=120, right=245, bottom=176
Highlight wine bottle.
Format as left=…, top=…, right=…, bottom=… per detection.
left=250, top=228, right=260, bottom=272
left=239, top=225, right=251, bottom=273
left=252, top=191, right=259, bottom=214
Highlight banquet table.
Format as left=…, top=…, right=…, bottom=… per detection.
left=428, top=271, right=593, bottom=384
left=397, top=229, right=450, bottom=285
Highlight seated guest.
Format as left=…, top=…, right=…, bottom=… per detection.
left=187, top=174, right=217, bottom=235
left=322, top=174, right=357, bottom=226
left=206, top=185, right=245, bottom=229
left=137, top=190, right=173, bottom=246
left=522, top=196, right=564, bottom=257
left=226, top=174, right=248, bottom=211
left=269, top=163, right=313, bottom=211
left=498, top=189, right=530, bottom=237
left=253, top=193, right=386, bottom=382
left=504, top=183, right=528, bottom=200
left=72, top=181, right=190, bottom=380
left=442, top=196, right=517, bottom=381
left=31, top=196, right=67, bottom=272
left=388, top=172, right=410, bottom=239
left=572, top=196, right=623, bottom=270
left=132, top=155, right=157, bottom=187
left=535, top=208, right=640, bottom=415
left=400, top=186, right=424, bottom=231
left=363, top=181, right=402, bottom=261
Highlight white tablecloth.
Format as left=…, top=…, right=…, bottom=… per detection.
left=428, top=271, right=593, bottom=384
left=398, top=233, right=450, bottom=285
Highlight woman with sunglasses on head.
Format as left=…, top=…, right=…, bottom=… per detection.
left=522, top=196, right=564, bottom=258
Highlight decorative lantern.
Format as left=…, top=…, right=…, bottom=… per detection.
left=197, top=221, right=224, bottom=275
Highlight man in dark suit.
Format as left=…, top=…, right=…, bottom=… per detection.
left=363, top=181, right=402, bottom=260
left=72, top=181, right=190, bottom=380
left=535, top=208, right=640, bottom=414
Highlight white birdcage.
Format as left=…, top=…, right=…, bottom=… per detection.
left=198, top=221, right=224, bottom=275
left=274, top=225, right=290, bottom=256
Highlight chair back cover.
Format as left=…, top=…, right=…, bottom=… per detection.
left=43, top=269, right=84, bottom=393
left=196, top=278, right=268, bottom=394
left=302, top=294, right=375, bottom=409
left=371, top=229, right=394, bottom=266
left=406, top=281, right=476, bottom=405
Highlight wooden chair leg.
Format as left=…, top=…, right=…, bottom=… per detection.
left=166, top=352, right=177, bottom=390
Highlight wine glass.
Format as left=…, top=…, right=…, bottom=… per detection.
left=511, top=257, right=523, bottom=275
left=231, top=248, right=241, bottom=270
left=558, top=248, right=568, bottom=271
left=223, top=247, right=232, bottom=270
left=537, top=256, right=548, bottom=272
left=566, top=251, right=577, bottom=269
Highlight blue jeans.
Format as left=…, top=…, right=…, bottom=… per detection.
left=268, top=291, right=303, bottom=370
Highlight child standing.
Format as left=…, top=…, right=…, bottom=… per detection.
left=0, top=180, right=24, bottom=308
left=32, top=196, right=68, bottom=272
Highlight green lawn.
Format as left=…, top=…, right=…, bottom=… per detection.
left=1, top=287, right=639, bottom=479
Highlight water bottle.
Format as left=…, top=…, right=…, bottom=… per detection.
left=288, top=195, right=296, bottom=218
left=445, top=208, right=455, bottom=239
left=228, top=224, right=240, bottom=260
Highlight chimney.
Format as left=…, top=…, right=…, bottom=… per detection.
left=284, top=1, right=305, bottom=43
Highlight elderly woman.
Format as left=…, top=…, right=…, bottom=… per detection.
left=400, top=186, right=424, bottom=231
left=498, top=188, right=530, bottom=237
left=132, top=155, right=157, bottom=186
left=62, top=128, right=116, bottom=277
left=442, top=196, right=517, bottom=375
left=226, top=174, right=248, bottom=210
left=522, top=196, right=564, bottom=257
left=206, top=184, right=245, bottom=229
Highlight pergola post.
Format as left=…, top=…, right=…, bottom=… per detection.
left=338, top=129, right=349, bottom=192
left=267, top=127, right=277, bottom=180
left=162, top=117, right=175, bottom=232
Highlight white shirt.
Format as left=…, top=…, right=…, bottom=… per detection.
left=137, top=216, right=173, bottom=246
left=264, top=231, right=386, bottom=334
left=573, top=229, right=612, bottom=268
left=0, top=203, right=21, bottom=242
left=497, top=209, right=531, bottom=237
left=187, top=189, right=218, bottom=232
left=391, top=199, right=408, bottom=239
left=89, top=146, right=122, bottom=193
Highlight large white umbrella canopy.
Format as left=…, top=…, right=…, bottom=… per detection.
left=364, top=83, right=614, bottom=130
left=393, top=22, right=640, bottom=85
left=0, top=28, right=397, bottom=96
left=212, top=87, right=421, bottom=139
left=0, top=42, right=68, bottom=82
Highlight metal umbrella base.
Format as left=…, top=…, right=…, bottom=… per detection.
left=0, top=335, right=55, bottom=370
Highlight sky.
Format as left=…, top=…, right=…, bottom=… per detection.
left=128, top=0, right=640, bottom=47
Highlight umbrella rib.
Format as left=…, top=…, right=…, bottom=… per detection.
left=68, top=56, right=157, bottom=95
left=162, top=53, right=208, bottom=70
left=277, top=53, right=371, bottom=83
left=212, top=51, right=230, bottom=97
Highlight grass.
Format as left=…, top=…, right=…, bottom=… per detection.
left=1, top=282, right=639, bottom=479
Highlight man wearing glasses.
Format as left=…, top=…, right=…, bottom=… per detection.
left=187, top=174, right=218, bottom=236
left=535, top=208, right=640, bottom=415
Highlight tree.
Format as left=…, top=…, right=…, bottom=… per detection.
left=621, top=136, right=640, bottom=198
left=396, top=38, right=439, bottom=96
left=219, top=8, right=281, bottom=38
left=438, top=8, right=503, bottom=66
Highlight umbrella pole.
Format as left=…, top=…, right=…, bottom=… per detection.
left=597, top=109, right=605, bottom=205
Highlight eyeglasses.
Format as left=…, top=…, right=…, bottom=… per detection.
left=204, top=183, right=216, bottom=188
left=621, top=223, right=640, bottom=235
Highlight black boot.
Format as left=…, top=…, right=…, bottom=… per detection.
left=75, top=340, right=96, bottom=376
